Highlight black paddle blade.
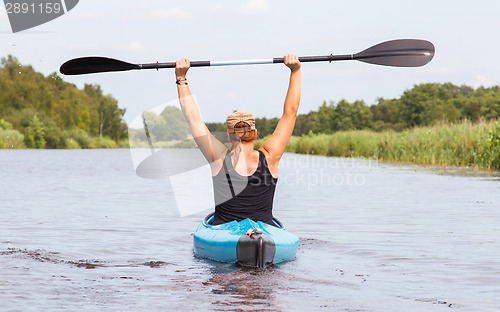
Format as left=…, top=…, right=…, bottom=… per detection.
left=354, top=39, right=435, bottom=67
left=60, top=57, right=141, bottom=75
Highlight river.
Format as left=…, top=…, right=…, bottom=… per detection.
left=1, top=149, right=499, bottom=311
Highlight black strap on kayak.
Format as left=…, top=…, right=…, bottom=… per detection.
left=223, top=156, right=236, bottom=198
left=257, top=236, right=264, bottom=268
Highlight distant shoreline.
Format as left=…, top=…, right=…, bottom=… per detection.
left=3, top=119, right=499, bottom=171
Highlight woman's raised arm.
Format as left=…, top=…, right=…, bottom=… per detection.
left=175, top=59, right=227, bottom=169
left=259, top=54, right=301, bottom=174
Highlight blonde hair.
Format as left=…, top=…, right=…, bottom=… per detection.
left=226, top=122, right=258, bottom=169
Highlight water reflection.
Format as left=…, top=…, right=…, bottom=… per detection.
left=204, top=263, right=282, bottom=311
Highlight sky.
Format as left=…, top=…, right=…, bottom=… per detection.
left=1, top=0, right=500, bottom=123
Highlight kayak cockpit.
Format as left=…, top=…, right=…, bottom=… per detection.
left=203, top=212, right=285, bottom=229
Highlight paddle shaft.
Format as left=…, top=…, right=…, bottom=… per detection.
left=138, top=53, right=421, bottom=70
left=139, top=55, right=341, bottom=69
left=139, top=49, right=430, bottom=70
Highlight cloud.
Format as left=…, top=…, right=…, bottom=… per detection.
left=124, top=41, right=148, bottom=53
left=224, top=91, right=237, bottom=101
left=140, top=7, right=192, bottom=19
left=208, top=3, right=224, bottom=14
left=67, top=41, right=148, bottom=54
left=414, top=66, right=453, bottom=77
left=471, top=75, right=498, bottom=88
left=237, top=0, right=271, bottom=16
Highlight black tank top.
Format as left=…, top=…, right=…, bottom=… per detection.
left=212, top=150, right=278, bottom=225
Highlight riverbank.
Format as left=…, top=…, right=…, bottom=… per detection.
left=256, top=119, right=500, bottom=170
left=0, top=127, right=129, bottom=149
left=4, top=119, right=499, bottom=170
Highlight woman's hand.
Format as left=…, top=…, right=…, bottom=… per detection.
left=284, top=54, right=300, bottom=72
left=175, top=58, right=190, bottom=80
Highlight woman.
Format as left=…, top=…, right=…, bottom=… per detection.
left=175, top=54, right=300, bottom=225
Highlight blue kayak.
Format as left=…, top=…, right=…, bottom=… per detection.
left=193, top=213, right=299, bottom=268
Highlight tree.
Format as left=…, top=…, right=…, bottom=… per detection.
left=255, top=117, right=280, bottom=137
left=24, top=115, right=45, bottom=148
left=84, top=84, right=127, bottom=140
left=350, top=100, right=372, bottom=130
left=0, top=119, right=13, bottom=130
left=293, top=111, right=317, bottom=136
left=479, top=89, right=500, bottom=120
left=142, top=111, right=167, bottom=142
left=1, top=55, right=20, bottom=80
left=312, top=101, right=336, bottom=133
left=160, top=106, right=190, bottom=140
left=332, top=100, right=354, bottom=131
left=398, top=83, right=442, bottom=127
left=371, top=98, right=399, bottom=124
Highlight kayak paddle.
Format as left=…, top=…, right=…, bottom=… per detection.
left=60, top=39, right=434, bottom=75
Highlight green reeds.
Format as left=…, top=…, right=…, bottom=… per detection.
left=256, top=119, right=499, bottom=170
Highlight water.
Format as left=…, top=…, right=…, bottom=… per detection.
left=1, top=149, right=499, bottom=311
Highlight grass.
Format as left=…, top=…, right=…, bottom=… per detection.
left=0, top=128, right=131, bottom=150
left=255, top=119, right=499, bottom=170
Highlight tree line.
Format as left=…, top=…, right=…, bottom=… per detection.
left=207, top=82, right=500, bottom=137
left=2, top=54, right=499, bottom=149
left=0, top=55, right=127, bottom=148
